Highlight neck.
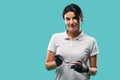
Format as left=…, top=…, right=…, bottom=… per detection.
left=67, top=30, right=81, bottom=40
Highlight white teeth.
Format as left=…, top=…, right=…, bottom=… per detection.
left=69, top=24, right=77, bottom=28
left=71, top=25, right=76, bottom=27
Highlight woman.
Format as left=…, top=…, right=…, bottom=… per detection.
left=45, top=3, right=99, bottom=80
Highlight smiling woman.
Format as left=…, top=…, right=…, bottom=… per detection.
left=45, top=3, right=99, bottom=80
left=64, top=11, right=81, bottom=40
left=64, top=12, right=79, bottom=33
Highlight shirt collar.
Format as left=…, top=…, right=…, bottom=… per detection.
left=64, top=31, right=70, bottom=40
left=63, top=30, right=84, bottom=41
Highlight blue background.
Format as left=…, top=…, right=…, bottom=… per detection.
left=0, top=0, right=120, bottom=80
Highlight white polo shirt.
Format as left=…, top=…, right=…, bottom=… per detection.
left=48, top=31, right=99, bottom=80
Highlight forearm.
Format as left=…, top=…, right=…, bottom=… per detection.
left=45, top=61, right=57, bottom=70
left=87, top=67, right=97, bottom=75
left=88, top=54, right=98, bottom=75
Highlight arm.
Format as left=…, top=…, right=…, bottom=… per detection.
left=45, top=50, right=57, bottom=70
left=88, top=54, right=98, bottom=75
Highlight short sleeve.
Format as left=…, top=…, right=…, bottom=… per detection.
left=47, top=34, right=57, bottom=53
left=89, top=39, right=99, bottom=56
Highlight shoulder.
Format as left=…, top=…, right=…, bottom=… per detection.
left=49, top=32, right=66, bottom=44
left=51, top=32, right=66, bottom=39
left=83, top=33, right=97, bottom=43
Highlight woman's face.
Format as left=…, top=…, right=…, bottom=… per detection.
left=64, top=11, right=80, bottom=32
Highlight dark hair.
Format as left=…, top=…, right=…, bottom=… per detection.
left=62, top=3, right=83, bottom=22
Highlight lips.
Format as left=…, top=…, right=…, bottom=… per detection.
left=69, top=24, right=77, bottom=28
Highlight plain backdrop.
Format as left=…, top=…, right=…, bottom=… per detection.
left=0, top=0, right=120, bottom=80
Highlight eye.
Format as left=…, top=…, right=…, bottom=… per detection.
left=65, top=17, right=70, bottom=21
left=73, top=17, right=78, bottom=20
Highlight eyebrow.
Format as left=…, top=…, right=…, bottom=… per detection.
left=65, top=16, right=78, bottom=20
left=65, top=17, right=70, bottom=20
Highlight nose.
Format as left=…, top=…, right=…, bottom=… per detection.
left=70, top=19, right=74, bottom=24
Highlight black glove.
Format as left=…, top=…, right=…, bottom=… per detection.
left=54, top=54, right=63, bottom=66
left=71, top=60, right=89, bottom=73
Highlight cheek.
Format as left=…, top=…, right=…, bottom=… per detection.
left=75, top=21, right=80, bottom=26
left=64, top=20, right=68, bottom=25
left=74, top=20, right=79, bottom=24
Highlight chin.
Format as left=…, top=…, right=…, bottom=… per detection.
left=69, top=30, right=77, bottom=33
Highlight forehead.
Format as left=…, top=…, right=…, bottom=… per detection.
left=64, top=11, right=75, bottom=18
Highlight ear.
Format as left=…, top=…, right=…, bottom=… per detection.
left=80, top=14, right=83, bottom=22
left=80, top=17, right=83, bottom=21
left=79, top=18, right=82, bottom=23
left=79, top=18, right=81, bottom=22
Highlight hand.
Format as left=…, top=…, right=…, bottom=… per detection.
left=54, top=54, right=63, bottom=66
left=71, top=60, right=89, bottom=73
